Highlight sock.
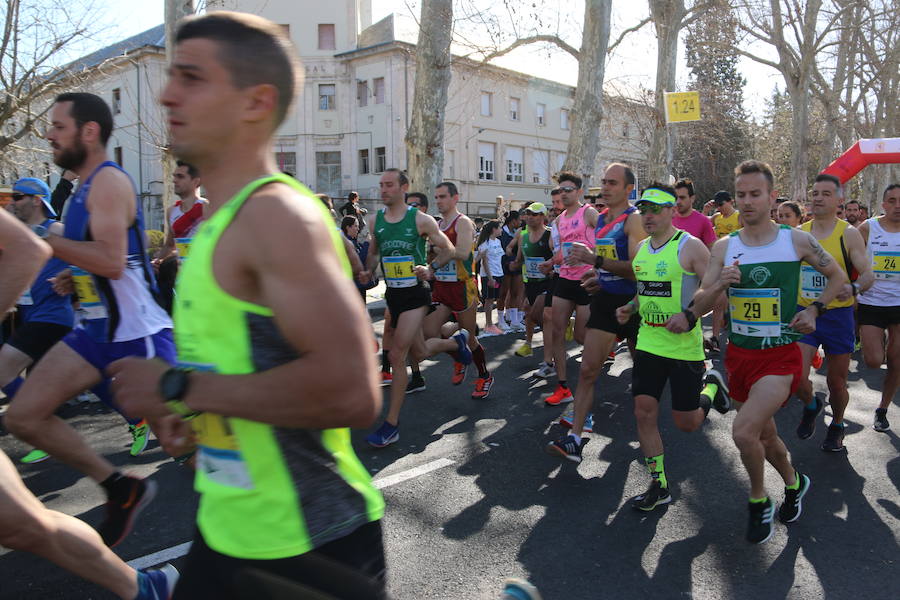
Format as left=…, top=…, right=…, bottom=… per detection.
left=559, top=380, right=568, bottom=389
left=749, top=496, right=769, bottom=504
left=473, top=344, right=489, bottom=378
left=1, top=376, right=25, bottom=400
left=700, top=383, right=718, bottom=402
left=832, top=420, right=846, bottom=428
left=381, top=350, right=391, bottom=372
left=568, top=432, right=581, bottom=444
left=645, top=454, right=668, bottom=488
left=805, top=395, right=820, bottom=412
left=785, top=471, right=800, bottom=490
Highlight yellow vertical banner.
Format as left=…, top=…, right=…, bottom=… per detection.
left=664, top=91, right=701, bottom=123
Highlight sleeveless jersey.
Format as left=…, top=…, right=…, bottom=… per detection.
left=714, top=210, right=741, bottom=237
left=375, top=207, right=427, bottom=288
left=798, top=219, right=854, bottom=309
left=520, top=227, right=553, bottom=282
left=433, top=213, right=473, bottom=283
left=16, top=219, right=75, bottom=327
left=62, top=161, right=172, bottom=342
left=557, top=203, right=594, bottom=281
left=549, top=220, right=562, bottom=275
left=858, top=217, right=900, bottom=307
left=174, top=173, right=381, bottom=560
left=724, top=225, right=802, bottom=349
left=595, top=206, right=638, bottom=296
left=633, top=231, right=703, bottom=360
left=169, top=198, right=208, bottom=237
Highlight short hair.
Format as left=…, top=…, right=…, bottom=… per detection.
left=844, top=199, right=860, bottom=208
left=780, top=201, right=802, bottom=219
left=557, top=171, right=582, bottom=189
left=884, top=183, right=900, bottom=199
left=340, top=215, right=358, bottom=235
left=436, top=181, right=458, bottom=197
left=384, top=168, right=408, bottom=187
left=54, top=92, right=113, bottom=146
left=405, top=192, right=428, bottom=210
left=504, top=210, right=520, bottom=227
left=550, top=188, right=561, bottom=196
left=814, top=173, right=844, bottom=197
left=734, top=160, right=775, bottom=190
left=607, top=162, right=636, bottom=187
left=348, top=191, right=359, bottom=201
left=643, top=182, right=677, bottom=198
left=674, top=178, right=694, bottom=197
left=175, top=11, right=299, bottom=127
left=176, top=160, right=199, bottom=179
left=314, top=193, right=333, bottom=209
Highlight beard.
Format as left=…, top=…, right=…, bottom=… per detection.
left=53, top=137, right=88, bottom=171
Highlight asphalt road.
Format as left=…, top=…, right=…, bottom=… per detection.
left=1, top=312, right=898, bottom=599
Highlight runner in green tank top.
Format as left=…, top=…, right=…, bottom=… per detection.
left=690, top=160, right=847, bottom=545
left=510, top=202, right=555, bottom=366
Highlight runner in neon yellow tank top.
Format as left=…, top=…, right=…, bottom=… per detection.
left=108, top=13, right=389, bottom=597
left=691, top=160, right=848, bottom=545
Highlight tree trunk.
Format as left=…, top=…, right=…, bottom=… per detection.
left=560, top=0, right=612, bottom=189
left=787, top=79, right=811, bottom=202
left=647, top=0, right=687, bottom=183
left=404, top=0, right=453, bottom=201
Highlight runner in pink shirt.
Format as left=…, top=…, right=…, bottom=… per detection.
left=672, top=179, right=716, bottom=248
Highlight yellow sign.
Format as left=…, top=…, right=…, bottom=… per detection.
left=665, top=91, right=701, bottom=123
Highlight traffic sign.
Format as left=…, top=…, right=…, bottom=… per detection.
left=665, top=91, right=701, bottom=123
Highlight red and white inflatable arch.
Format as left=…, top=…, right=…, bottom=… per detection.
left=821, top=138, right=900, bottom=183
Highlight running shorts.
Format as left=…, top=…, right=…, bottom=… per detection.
left=587, top=291, right=639, bottom=338
left=524, top=279, right=552, bottom=305
left=480, top=275, right=502, bottom=300
left=431, top=279, right=478, bottom=313
left=857, top=303, right=900, bottom=329
left=552, top=277, right=590, bottom=306
left=797, top=305, right=855, bottom=355
left=632, top=349, right=705, bottom=411
left=6, top=321, right=72, bottom=363
left=724, top=341, right=802, bottom=405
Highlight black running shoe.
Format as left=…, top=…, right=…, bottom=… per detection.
left=796, top=394, right=824, bottom=440
left=630, top=479, right=672, bottom=512
left=778, top=472, right=810, bottom=523
left=746, top=498, right=775, bottom=544
left=405, top=373, right=426, bottom=394
left=874, top=408, right=890, bottom=432
left=544, top=435, right=587, bottom=463
left=97, top=476, right=157, bottom=547
left=703, top=368, right=732, bottom=414
left=821, top=424, right=846, bottom=452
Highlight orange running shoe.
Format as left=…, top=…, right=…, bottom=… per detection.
left=472, top=375, right=494, bottom=399
left=544, top=384, right=573, bottom=406
left=380, top=371, right=393, bottom=387
left=811, top=350, right=823, bottom=370
left=451, top=362, right=468, bottom=385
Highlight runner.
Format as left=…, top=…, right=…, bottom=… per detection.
left=690, top=160, right=847, bottom=544
left=109, top=12, right=386, bottom=598
left=498, top=211, right=525, bottom=332
left=477, top=220, right=506, bottom=336
left=794, top=174, right=874, bottom=451
left=510, top=203, right=555, bottom=368
left=672, top=178, right=716, bottom=248
left=613, top=184, right=729, bottom=510
left=857, top=183, right=900, bottom=432
left=707, top=190, right=741, bottom=353
left=153, top=160, right=207, bottom=263
left=546, top=164, right=644, bottom=462
left=4, top=92, right=172, bottom=547
left=361, top=168, right=472, bottom=447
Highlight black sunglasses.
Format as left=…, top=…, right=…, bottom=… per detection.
left=406, top=202, right=420, bottom=208
left=11, top=193, right=29, bottom=202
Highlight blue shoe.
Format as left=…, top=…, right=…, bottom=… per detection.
left=136, top=564, right=179, bottom=600
left=366, top=421, right=399, bottom=448
left=452, top=329, right=473, bottom=365
left=558, top=407, right=594, bottom=433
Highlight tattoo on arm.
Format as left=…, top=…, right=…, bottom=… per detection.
left=809, top=236, right=832, bottom=268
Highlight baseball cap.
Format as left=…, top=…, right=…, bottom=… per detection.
left=713, top=190, right=732, bottom=204
left=636, top=188, right=675, bottom=206
left=525, top=202, right=548, bottom=215
left=13, top=177, right=56, bottom=217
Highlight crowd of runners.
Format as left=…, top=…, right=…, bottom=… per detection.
left=0, top=9, right=897, bottom=600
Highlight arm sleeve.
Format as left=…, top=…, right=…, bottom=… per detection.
left=50, top=178, right=74, bottom=218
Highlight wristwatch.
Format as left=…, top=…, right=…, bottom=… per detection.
left=810, top=301, right=827, bottom=316
left=159, top=367, right=199, bottom=417
left=594, top=255, right=605, bottom=270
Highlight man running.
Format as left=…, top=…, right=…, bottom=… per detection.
left=110, top=12, right=386, bottom=598
left=857, top=183, right=900, bottom=432
left=673, top=178, right=716, bottom=248
left=795, top=174, right=873, bottom=451
left=843, top=199, right=862, bottom=227
left=546, top=163, right=644, bottom=462
left=691, top=160, right=847, bottom=544
left=5, top=92, right=173, bottom=547
left=154, top=161, right=207, bottom=263
left=362, top=168, right=472, bottom=447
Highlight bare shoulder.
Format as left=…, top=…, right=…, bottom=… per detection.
left=237, top=183, right=337, bottom=255
left=87, top=166, right=134, bottom=206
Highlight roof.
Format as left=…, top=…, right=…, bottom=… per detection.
left=66, top=24, right=165, bottom=72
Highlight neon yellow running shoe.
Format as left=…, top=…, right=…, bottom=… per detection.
left=515, top=342, right=533, bottom=357
left=20, top=449, right=49, bottom=464
left=130, top=421, right=150, bottom=456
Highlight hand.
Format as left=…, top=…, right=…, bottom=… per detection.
left=509, top=261, right=520, bottom=271
left=836, top=283, right=853, bottom=302
left=107, top=357, right=172, bottom=420
left=579, top=269, right=601, bottom=294
left=719, top=260, right=742, bottom=289
left=538, top=260, right=553, bottom=275
left=149, top=414, right=196, bottom=458
left=665, top=311, right=690, bottom=333
left=703, top=200, right=715, bottom=215
left=565, top=242, right=594, bottom=266
left=487, top=276, right=496, bottom=288
left=413, top=265, right=431, bottom=281
left=356, top=269, right=372, bottom=285
left=789, top=306, right=817, bottom=334
left=615, top=303, right=634, bottom=325
left=49, top=268, right=74, bottom=296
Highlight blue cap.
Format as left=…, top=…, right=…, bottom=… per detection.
left=13, top=177, right=56, bottom=217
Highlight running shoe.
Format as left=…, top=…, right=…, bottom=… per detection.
left=746, top=498, right=775, bottom=544
left=543, top=384, right=573, bottom=406
left=380, top=371, right=393, bottom=387
left=821, top=424, right=846, bottom=452
left=130, top=421, right=150, bottom=456
left=472, top=375, right=494, bottom=399
left=630, top=479, right=672, bottom=512
left=509, top=322, right=527, bottom=333
left=405, top=373, right=426, bottom=394
left=98, top=476, right=157, bottom=547
left=558, top=405, right=594, bottom=433
left=451, top=362, right=468, bottom=385
left=497, top=320, right=511, bottom=333
left=501, top=578, right=543, bottom=600
left=366, top=421, right=399, bottom=448
left=544, top=435, right=587, bottom=463
left=20, top=449, right=49, bottom=464
left=135, top=564, right=179, bottom=600
left=778, top=472, right=810, bottom=523
left=534, top=362, right=556, bottom=379
left=874, top=408, right=890, bottom=432
left=796, top=394, right=824, bottom=440
left=565, top=318, right=574, bottom=342
left=452, top=329, right=473, bottom=365
left=480, top=325, right=504, bottom=337
left=515, top=342, right=533, bottom=357
left=707, top=336, right=721, bottom=355
left=703, top=369, right=732, bottom=414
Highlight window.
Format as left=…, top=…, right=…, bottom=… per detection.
left=318, top=84, right=336, bottom=110
left=359, top=149, right=370, bottom=174
left=509, top=97, right=520, bottom=121
left=481, top=92, right=492, bottom=117
left=112, top=88, right=121, bottom=114
left=536, top=103, right=546, bottom=126
left=447, top=149, right=455, bottom=179
left=533, top=150, right=550, bottom=184
left=505, top=146, right=524, bottom=183
left=318, top=24, right=335, bottom=50
left=374, top=78, right=385, bottom=104
left=560, top=108, right=570, bottom=130
left=114, top=146, right=123, bottom=166
left=478, top=142, right=495, bottom=181
left=357, top=81, right=369, bottom=107
left=555, top=152, right=567, bottom=173
left=275, top=152, right=296, bottom=174
left=315, top=151, right=341, bottom=197
left=375, top=147, right=386, bottom=173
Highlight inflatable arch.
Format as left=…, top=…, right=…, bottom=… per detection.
left=821, top=137, right=900, bottom=183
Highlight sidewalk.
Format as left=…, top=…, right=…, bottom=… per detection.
left=364, top=280, right=387, bottom=317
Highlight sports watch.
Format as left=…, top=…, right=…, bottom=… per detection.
left=159, top=367, right=199, bottom=417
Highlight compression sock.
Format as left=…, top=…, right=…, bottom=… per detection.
left=645, top=454, right=668, bottom=488
left=473, top=344, right=489, bottom=378
left=2, top=376, right=25, bottom=400
left=700, top=383, right=718, bottom=402
left=381, top=350, right=391, bottom=372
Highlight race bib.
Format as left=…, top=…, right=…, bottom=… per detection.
left=873, top=251, right=900, bottom=281
left=17, top=289, right=33, bottom=306
left=71, top=267, right=108, bottom=320
left=383, top=255, right=417, bottom=288
left=561, top=242, right=573, bottom=259
left=434, top=260, right=458, bottom=282
left=194, top=413, right=254, bottom=490
left=595, top=238, right=620, bottom=260
left=525, top=257, right=545, bottom=280
left=800, top=265, right=827, bottom=299
left=175, top=237, right=192, bottom=263
left=729, top=287, right=781, bottom=337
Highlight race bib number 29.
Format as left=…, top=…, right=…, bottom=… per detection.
left=729, top=287, right=781, bottom=337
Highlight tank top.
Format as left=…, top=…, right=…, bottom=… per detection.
left=62, top=161, right=172, bottom=342
left=169, top=197, right=207, bottom=237
left=858, top=217, right=900, bottom=307
left=433, top=213, right=473, bottom=284
left=520, top=227, right=553, bottom=282
left=595, top=206, right=638, bottom=296
left=724, top=225, right=802, bottom=349
left=714, top=210, right=741, bottom=237
left=557, top=203, right=594, bottom=281
left=174, top=173, right=382, bottom=559
left=798, top=219, right=854, bottom=309
left=633, top=230, right=703, bottom=360
left=16, top=219, right=75, bottom=327
left=375, top=206, right=427, bottom=288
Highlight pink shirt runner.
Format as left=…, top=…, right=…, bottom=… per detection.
left=673, top=210, right=716, bottom=247
left=557, top=203, right=595, bottom=280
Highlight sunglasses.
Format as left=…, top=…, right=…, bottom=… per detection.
left=406, top=202, right=420, bottom=208
left=11, top=193, right=29, bottom=202
left=558, top=186, right=577, bottom=193
left=637, top=204, right=669, bottom=215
